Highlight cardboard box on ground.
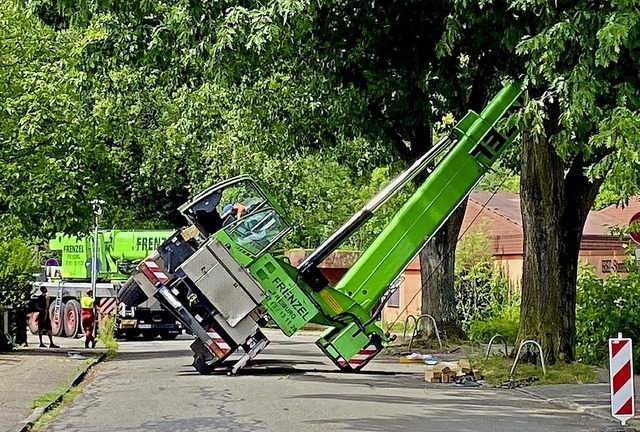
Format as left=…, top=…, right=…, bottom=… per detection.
left=424, top=359, right=482, bottom=383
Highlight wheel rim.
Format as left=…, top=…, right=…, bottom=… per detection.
left=28, top=313, right=39, bottom=334
left=52, top=312, right=61, bottom=331
left=66, top=308, right=76, bottom=334
left=50, top=304, right=64, bottom=335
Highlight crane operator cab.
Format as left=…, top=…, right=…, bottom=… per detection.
left=178, top=176, right=292, bottom=263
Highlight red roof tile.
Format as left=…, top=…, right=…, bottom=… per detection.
left=466, top=192, right=640, bottom=236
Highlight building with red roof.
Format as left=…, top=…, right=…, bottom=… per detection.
left=287, top=192, right=640, bottom=323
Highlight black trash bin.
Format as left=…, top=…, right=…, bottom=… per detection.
left=0, top=308, right=28, bottom=351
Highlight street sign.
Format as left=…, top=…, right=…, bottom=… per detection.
left=609, top=333, right=635, bottom=426
left=629, top=212, right=640, bottom=244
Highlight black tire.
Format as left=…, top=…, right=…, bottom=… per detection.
left=63, top=300, right=81, bottom=338
left=160, top=332, right=179, bottom=340
left=118, top=278, right=148, bottom=307
left=49, top=302, right=66, bottom=337
left=192, top=355, right=214, bottom=375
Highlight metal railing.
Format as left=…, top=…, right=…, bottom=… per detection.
left=402, top=314, right=443, bottom=351
left=485, top=334, right=509, bottom=359
left=510, top=339, right=546, bottom=376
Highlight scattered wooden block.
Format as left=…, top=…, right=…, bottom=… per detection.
left=459, top=358, right=472, bottom=373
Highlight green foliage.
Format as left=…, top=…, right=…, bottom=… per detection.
left=454, top=228, right=518, bottom=338
left=0, top=238, right=38, bottom=309
left=475, top=167, right=520, bottom=193
left=576, top=263, right=640, bottom=368
left=97, top=315, right=119, bottom=356
left=467, top=304, right=520, bottom=344
left=0, top=1, right=114, bottom=239
left=1, top=0, right=404, bottom=247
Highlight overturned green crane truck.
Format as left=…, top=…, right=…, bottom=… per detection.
left=119, top=82, right=524, bottom=374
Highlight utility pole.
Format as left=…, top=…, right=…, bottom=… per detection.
left=90, top=199, right=105, bottom=338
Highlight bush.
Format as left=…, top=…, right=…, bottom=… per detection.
left=454, top=227, right=518, bottom=342
left=576, top=263, right=640, bottom=368
left=0, top=238, right=38, bottom=310
left=467, top=303, right=520, bottom=343
left=456, top=261, right=513, bottom=327
left=97, top=315, right=119, bottom=356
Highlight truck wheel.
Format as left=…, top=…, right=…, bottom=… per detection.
left=192, top=355, right=214, bottom=375
left=160, top=332, right=179, bottom=340
left=49, top=302, right=66, bottom=337
left=118, top=278, right=148, bottom=307
left=63, top=300, right=81, bottom=338
left=27, top=313, right=39, bottom=335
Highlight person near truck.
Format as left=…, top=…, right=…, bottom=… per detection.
left=35, top=286, right=59, bottom=348
left=81, top=290, right=96, bottom=348
left=221, top=202, right=248, bottom=226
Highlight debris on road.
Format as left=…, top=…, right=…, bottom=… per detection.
left=500, top=376, right=540, bottom=389
left=424, top=358, right=483, bottom=384
left=400, top=353, right=436, bottom=363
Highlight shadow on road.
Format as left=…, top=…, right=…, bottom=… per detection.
left=4, top=348, right=104, bottom=358
left=112, top=348, right=193, bottom=361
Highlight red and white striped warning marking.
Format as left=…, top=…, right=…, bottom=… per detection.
left=337, top=345, right=379, bottom=370
left=144, top=254, right=169, bottom=283
left=206, top=329, right=232, bottom=359
left=609, top=333, right=635, bottom=425
left=100, top=297, right=117, bottom=315
left=139, top=253, right=169, bottom=285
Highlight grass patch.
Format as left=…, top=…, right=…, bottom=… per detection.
left=97, top=316, right=119, bottom=356
left=473, top=355, right=599, bottom=386
left=31, top=386, right=82, bottom=432
left=382, top=320, right=415, bottom=334
left=31, top=385, right=67, bottom=409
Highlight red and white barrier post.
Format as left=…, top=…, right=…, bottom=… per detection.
left=609, top=333, right=635, bottom=426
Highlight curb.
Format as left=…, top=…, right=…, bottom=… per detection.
left=516, top=387, right=618, bottom=423
left=8, top=353, right=106, bottom=432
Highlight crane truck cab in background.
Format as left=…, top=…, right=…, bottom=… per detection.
left=119, top=82, right=524, bottom=374
left=31, top=230, right=182, bottom=340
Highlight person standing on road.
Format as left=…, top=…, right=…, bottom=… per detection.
left=35, top=287, right=59, bottom=348
left=81, top=290, right=96, bottom=348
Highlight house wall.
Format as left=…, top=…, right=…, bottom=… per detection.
left=379, top=259, right=422, bottom=324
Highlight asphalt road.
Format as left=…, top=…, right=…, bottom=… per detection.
left=45, top=332, right=611, bottom=432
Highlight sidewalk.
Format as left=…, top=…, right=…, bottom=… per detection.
left=0, top=333, right=105, bottom=432
left=519, top=381, right=640, bottom=427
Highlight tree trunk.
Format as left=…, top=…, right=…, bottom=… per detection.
left=420, top=201, right=467, bottom=339
left=519, top=109, right=603, bottom=364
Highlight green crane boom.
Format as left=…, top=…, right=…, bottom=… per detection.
left=334, top=83, right=523, bottom=311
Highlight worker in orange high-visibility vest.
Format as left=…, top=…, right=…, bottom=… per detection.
left=80, top=290, right=96, bottom=348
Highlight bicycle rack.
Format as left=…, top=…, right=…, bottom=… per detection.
left=485, top=334, right=509, bottom=359
left=402, top=315, right=417, bottom=341
left=510, top=339, right=546, bottom=376
left=408, top=314, right=442, bottom=351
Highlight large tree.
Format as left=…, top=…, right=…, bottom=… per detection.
left=443, top=0, right=640, bottom=362
left=516, top=0, right=640, bottom=363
